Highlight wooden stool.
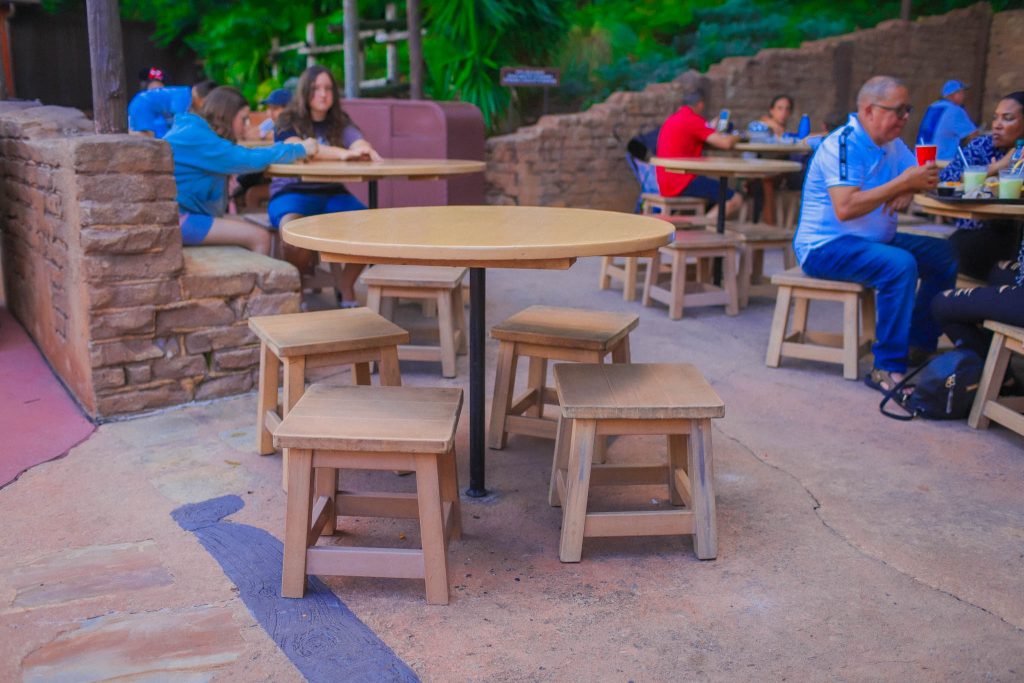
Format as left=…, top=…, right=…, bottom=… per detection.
left=275, top=384, right=463, bottom=605
left=549, top=363, right=725, bottom=562
left=775, top=189, right=801, bottom=230
left=597, top=196, right=707, bottom=301
left=249, top=307, right=408, bottom=457
left=642, top=230, right=739, bottom=319
left=725, top=222, right=796, bottom=308
left=764, top=267, right=875, bottom=380
left=362, top=265, right=468, bottom=378
left=489, top=306, right=638, bottom=449
left=969, top=320, right=1024, bottom=436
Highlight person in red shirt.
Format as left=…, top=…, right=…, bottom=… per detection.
left=656, top=89, right=744, bottom=221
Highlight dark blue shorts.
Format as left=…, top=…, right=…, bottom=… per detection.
left=179, top=212, right=215, bottom=245
left=680, top=175, right=735, bottom=206
left=267, top=192, right=367, bottom=228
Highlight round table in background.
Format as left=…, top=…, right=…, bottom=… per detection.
left=914, top=193, right=1024, bottom=222
left=266, top=158, right=486, bottom=209
left=283, top=206, right=672, bottom=497
left=732, top=141, right=811, bottom=156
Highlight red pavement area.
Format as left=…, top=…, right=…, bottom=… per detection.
left=0, top=307, right=94, bottom=487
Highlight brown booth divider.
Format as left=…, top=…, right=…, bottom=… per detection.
left=342, top=98, right=486, bottom=207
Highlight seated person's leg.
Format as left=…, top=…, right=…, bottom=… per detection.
left=268, top=193, right=328, bottom=274
left=801, top=235, right=918, bottom=375
left=890, top=232, right=958, bottom=354
left=682, top=175, right=739, bottom=223
left=202, top=216, right=272, bottom=255
left=931, top=283, right=1024, bottom=358
left=988, top=258, right=1020, bottom=287
left=949, top=221, right=1019, bottom=281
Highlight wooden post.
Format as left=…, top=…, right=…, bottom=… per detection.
left=85, top=0, right=127, bottom=133
left=305, top=23, right=316, bottom=68
left=270, top=37, right=280, bottom=80
left=900, top=0, right=912, bottom=21
left=385, top=3, right=397, bottom=86
left=406, top=0, right=423, bottom=99
left=343, top=0, right=359, bottom=99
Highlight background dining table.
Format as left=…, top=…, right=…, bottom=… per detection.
left=282, top=205, right=672, bottom=497
left=914, top=193, right=1024, bottom=222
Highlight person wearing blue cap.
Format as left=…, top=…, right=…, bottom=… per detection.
left=916, top=80, right=979, bottom=162
left=257, top=88, right=292, bottom=140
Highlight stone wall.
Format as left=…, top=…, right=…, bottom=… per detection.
left=486, top=3, right=999, bottom=211
left=0, top=103, right=300, bottom=419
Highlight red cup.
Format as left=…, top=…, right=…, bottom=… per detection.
left=915, top=144, right=937, bottom=166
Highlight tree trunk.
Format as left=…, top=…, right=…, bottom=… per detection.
left=406, top=0, right=423, bottom=100
left=343, top=0, right=359, bottom=99
left=85, top=0, right=127, bottom=133
left=900, top=0, right=912, bottom=21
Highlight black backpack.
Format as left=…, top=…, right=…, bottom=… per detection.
left=879, top=349, right=983, bottom=421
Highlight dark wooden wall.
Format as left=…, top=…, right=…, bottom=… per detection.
left=9, top=5, right=197, bottom=111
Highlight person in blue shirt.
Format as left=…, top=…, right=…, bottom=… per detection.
left=269, top=65, right=381, bottom=307
left=917, top=80, right=979, bottom=162
left=257, top=88, right=291, bottom=140
left=128, top=80, right=217, bottom=139
left=164, top=86, right=317, bottom=255
left=794, top=76, right=956, bottom=395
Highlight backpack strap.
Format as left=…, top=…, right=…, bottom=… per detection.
left=878, top=359, right=932, bottom=421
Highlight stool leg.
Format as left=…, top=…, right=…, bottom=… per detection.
left=642, top=253, right=660, bottom=307
left=452, top=285, right=468, bottom=354
left=688, top=418, right=717, bottom=560
left=842, top=293, right=860, bottom=380
left=723, top=247, right=739, bottom=316
left=765, top=285, right=792, bottom=368
left=969, top=332, right=1010, bottom=430
left=751, top=248, right=765, bottom=286
left=623, top=257, right=638, bottom=301
left=378, top=345, right=403, bottom=386
left=783, top=244, right=796, bottom=270
left=282, top=448, right=313, bottom=598
left=549, top=416, right=571, bottom=507
left=257, top=342, right=281, bottom=455
left=437, top=290, right=458, bottom=378
left=669, top=249, right=686, bottom=320
left=791, top=296, right=809, bottom=340
left=738, top=245, right=752, bottom=309
left=610, top=335, right=631, bottom=364
left=525, top=356, right=548, bottom=418
left=439, top=448, right=462, bottom=540
left=281, top=357, right=306, bottom=492
left=314, top=466, right=337, bottom=536
left=559, top=419, right=597, bottom=563
left=598, top=256, right=612, bottom=291
left=488, top=341, right=518, bottom=449
left=366, top=285, right=382, bottom=315
left=668, top=434, right=689, bottom=506
left=415, top=453, right=450, bottom=605
left=353, top=362, right=372, bottom=385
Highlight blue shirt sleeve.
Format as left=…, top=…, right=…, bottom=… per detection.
left=127, top=87, right=193, bottom=138
left=945, top=106, right=978, bottom=141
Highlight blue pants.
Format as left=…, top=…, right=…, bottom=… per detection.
left=267, top=192, right=366, bottom=229
left=802, top=233, right=958, bottom=373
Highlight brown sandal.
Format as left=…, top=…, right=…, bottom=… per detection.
left=864, top=368, right=912, bottom=398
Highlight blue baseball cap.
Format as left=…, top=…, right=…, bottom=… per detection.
left=260, top=88, right=291, bottom=107
left=942, top=80, right=968, bottom=97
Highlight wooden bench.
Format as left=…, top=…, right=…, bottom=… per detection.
left=362, top=265, right=468, bottom=378
left=725, top=222, right=796, bottom=308
left=969, top=320, right=1024, bottom=437
left=549, top=363, right=725, bottom=563
left=597, top=196, right=707, bottom=301
left=764, top=267, right=875, bottom=380
left=275, top=384, right=463, bottom=605
left=249, top=308, right=408, bottom=488
left=489, top=306, right=638, bottom=450
left=642, top=230, right=739, bottom=319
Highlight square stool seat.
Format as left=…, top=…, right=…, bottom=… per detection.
left=642, top=230, right=739, bottom=319
left=275, top=384, right=464, bottom=605
left=969, top=320, right=1024, bottom=436
left=550, top=363, right=725, bottom=563
left=489, top=306, right=639, bottom=449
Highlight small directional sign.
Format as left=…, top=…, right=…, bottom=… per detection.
left=499, top=67, right=561, bottom=88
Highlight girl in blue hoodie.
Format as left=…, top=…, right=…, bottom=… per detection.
left=164, top=86, right=318, bottom=255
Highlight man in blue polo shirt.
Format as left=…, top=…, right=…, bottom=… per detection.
left=795, top=75, right=957, bottom=394
left=917, top=80, right=979, bottom=162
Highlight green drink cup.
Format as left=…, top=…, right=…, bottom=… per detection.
left=962, top=165, right=987, bottom=194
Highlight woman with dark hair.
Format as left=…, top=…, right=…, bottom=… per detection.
left=269, top=65, right=382, bottom=307
left=746, top=94, right=796, bottom=224
left=164, top=86, right=318, bottom=253
left=939, top=91, right=1024, bottom=279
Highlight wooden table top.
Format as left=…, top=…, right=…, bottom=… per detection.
left=914, top=193, right=1024, bottom=221
left=238, top=139, right=274, bottom=148
left=732, top=141, right=811, bottom=154
left=265, top=158, right=486, bottom=182
left=650, top=156, right=802, bottom=178
left=282, top=206, right=672, bottom=269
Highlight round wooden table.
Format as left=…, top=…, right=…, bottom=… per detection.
left=649, top=157, right=802, bottom=234
left=732, top=141, right=811, bottom=155
left=284, top=206, right=672, bottom=496
left=266, top=158, right=486, bottom=209
left=914, top=193, right=1024, bottom=222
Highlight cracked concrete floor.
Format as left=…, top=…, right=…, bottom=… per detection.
left=1, top=255, right=1022, bottom=682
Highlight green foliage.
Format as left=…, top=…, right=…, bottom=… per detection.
left=422, top=0, right=568, bottom=128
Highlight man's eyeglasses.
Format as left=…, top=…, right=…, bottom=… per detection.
left=873, top=102, right=914, bottom=118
